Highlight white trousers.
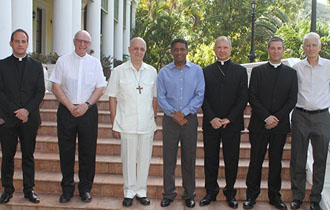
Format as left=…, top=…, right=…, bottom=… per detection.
left=121, top=133, right=154, bottom=198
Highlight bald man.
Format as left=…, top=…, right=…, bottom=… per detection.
left=106, top=37, right=157, bottom=207
left=50, top=30, right=107, bottom=203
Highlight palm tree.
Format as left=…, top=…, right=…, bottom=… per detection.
left=255, top=6, right=289, bottom=40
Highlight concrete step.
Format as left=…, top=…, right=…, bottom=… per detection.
left=40, top=108, right=251, bottom=128
left=1, top=152, right=291, bottom=180
left=0, top=193, right=313, bottom=210
left=0, top=170, right=312, bottom=201
left=31, top=137, right=292, bottom=160
left=38, top=122, right=293, bottom=142
left=40, top=93, right=252, bottom=114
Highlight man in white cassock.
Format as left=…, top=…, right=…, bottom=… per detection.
left=106, top=37, right=157, bottom=207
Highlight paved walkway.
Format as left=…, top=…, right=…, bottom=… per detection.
left=2, top=193, right=312, bottom=210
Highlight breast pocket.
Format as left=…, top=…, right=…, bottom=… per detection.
left=119, top=79, right=135, bottom=97
left=141, top=79, right=154, bottom=96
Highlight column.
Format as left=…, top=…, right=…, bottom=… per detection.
left=87, top=0, right=101, bottom=59
left=114, top=0, right=123, bottom=61
left=12, top=0, right=33, bottom=53
left=0, top=0, right=12, bottom=59
left=102, top=0, right=114, bottom=61
left=131, top=0, right=138, bottom=30
left=123, top=0, right=131, bottom=56
left=72, top=0, right=82, bottom=40
left=52, top=0, right=73, bottom=55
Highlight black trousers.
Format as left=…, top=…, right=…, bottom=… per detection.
left=246, top=132, right=287, bottom=201
left=203, top=128, right=240, bottom=198
left=0, top=122, right=38, bottom=194
left=57, top=103, right=98, bottom=195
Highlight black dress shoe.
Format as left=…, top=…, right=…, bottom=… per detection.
left=199, top=195, right=216, bottom=206
left=80, top=192, right=92, bottom=203
left=0, top=191, right=13, bottom=203
left=59, top=193, right=73, bottom=203
left=123, top=197, right=133, bottom=207
left=136, top=196, right=150, bottom=205
left=185, top=198, right=195, bottom=208
left=290, top=200, right=302, bottom=209
left=243, top=199, right=256, bottom=209
left=160, top=198, right=172, bottom=207
left=270, top=199, right=287, bottom=209
left=227, top=197, right=238, bottom=209
left=24, top=190, right=40, bottom=203
left=310, top=202, right=321, bottom=210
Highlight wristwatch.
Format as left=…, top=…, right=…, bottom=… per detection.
left=85, top=101, right=92, bottom=109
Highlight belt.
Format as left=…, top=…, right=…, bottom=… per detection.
left=296, top=107, right=328, bottom=114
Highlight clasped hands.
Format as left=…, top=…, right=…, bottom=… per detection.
left=210, top=117, right=230, bottom=129
left=172, top=112, right=188, bottom=126
left=14, top=108, right=29, bottom=123
left=69, top=104, right=89, bottom=118
left=264, top=115, right=279, bottom=129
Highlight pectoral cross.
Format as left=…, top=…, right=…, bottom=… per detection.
left=136, top=85, right=143, bottom=94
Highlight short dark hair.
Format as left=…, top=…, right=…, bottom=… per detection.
left=11, top=29, right=29, bottom=42
left=268, top=36, right=284, bottom=48
left=171, top=38, right=188, bottom=50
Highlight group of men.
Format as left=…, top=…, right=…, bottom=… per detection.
left=0, top=28, right=329, bottom=210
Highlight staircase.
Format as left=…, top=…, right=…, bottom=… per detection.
left=0, top=93, right=311, bottom=209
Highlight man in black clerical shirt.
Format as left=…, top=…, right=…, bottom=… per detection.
left=200, top=36, right=248, bottom=208
left=0, top=29, right=45, bottom=204
left=243, top=37, right=298, bottom=210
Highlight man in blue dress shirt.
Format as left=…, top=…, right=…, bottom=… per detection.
left=157, top=38, right=205, bottom=208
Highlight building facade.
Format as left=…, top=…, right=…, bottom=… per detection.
left=0, top=0, right=137, bottom=61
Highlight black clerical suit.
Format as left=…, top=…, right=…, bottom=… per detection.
left=202, top=60, right=248, bottom=198
left=0, top=55, right=45, bottom=194
left=246, top=62, right=297, bottom=201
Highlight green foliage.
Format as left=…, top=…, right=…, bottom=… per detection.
left=134, top=0, right=330, bottom=67
left=29, top=52, right=59, bottom=64
left=275, top=20, right=330, bottom=59
left=187, top=43, right=215, bottom=68
left=133, top=0, right=184, bottom=70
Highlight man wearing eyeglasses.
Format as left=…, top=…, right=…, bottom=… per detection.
left=50, top=30, right=107, bottom=204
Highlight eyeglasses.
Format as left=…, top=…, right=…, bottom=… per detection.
left=74, top=39, right=91, bottom=45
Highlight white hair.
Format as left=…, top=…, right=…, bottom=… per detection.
left=303, top=32, right=321, bottom=46
left=215, top=36, right=232, bottom=48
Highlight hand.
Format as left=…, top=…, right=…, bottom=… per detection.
left=265, top=124, right=276, bottom=129
left=178, top=118, right=188, bottom=126
left=210, top=117, right=222, bottom=129
left=68, top=105, right=79, bottom=115
left=220, top=118, right=230, bottom=128
left=0, top=117, right=5, bottom=125
left=113, top=131, right=121, bottom=139
left=264, top=115, right=279, bottom=129
left=71, top=104, right=88, bottom=117
left=14, top=108, right=29, bottom=123
left=172, top=112, right=185, bottom=124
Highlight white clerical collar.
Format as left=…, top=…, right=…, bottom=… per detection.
left=73, top=51, right=88, bottom=59
left=269, top=61, right=282, bottom=68
left=13, top=54, right=27, bottom=61
left=217, top=58, right=230, bottom=65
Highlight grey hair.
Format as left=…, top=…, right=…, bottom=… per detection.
left=303, top=32, right=321, bottom=46
left=215, top=36, right=232, bottom=48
